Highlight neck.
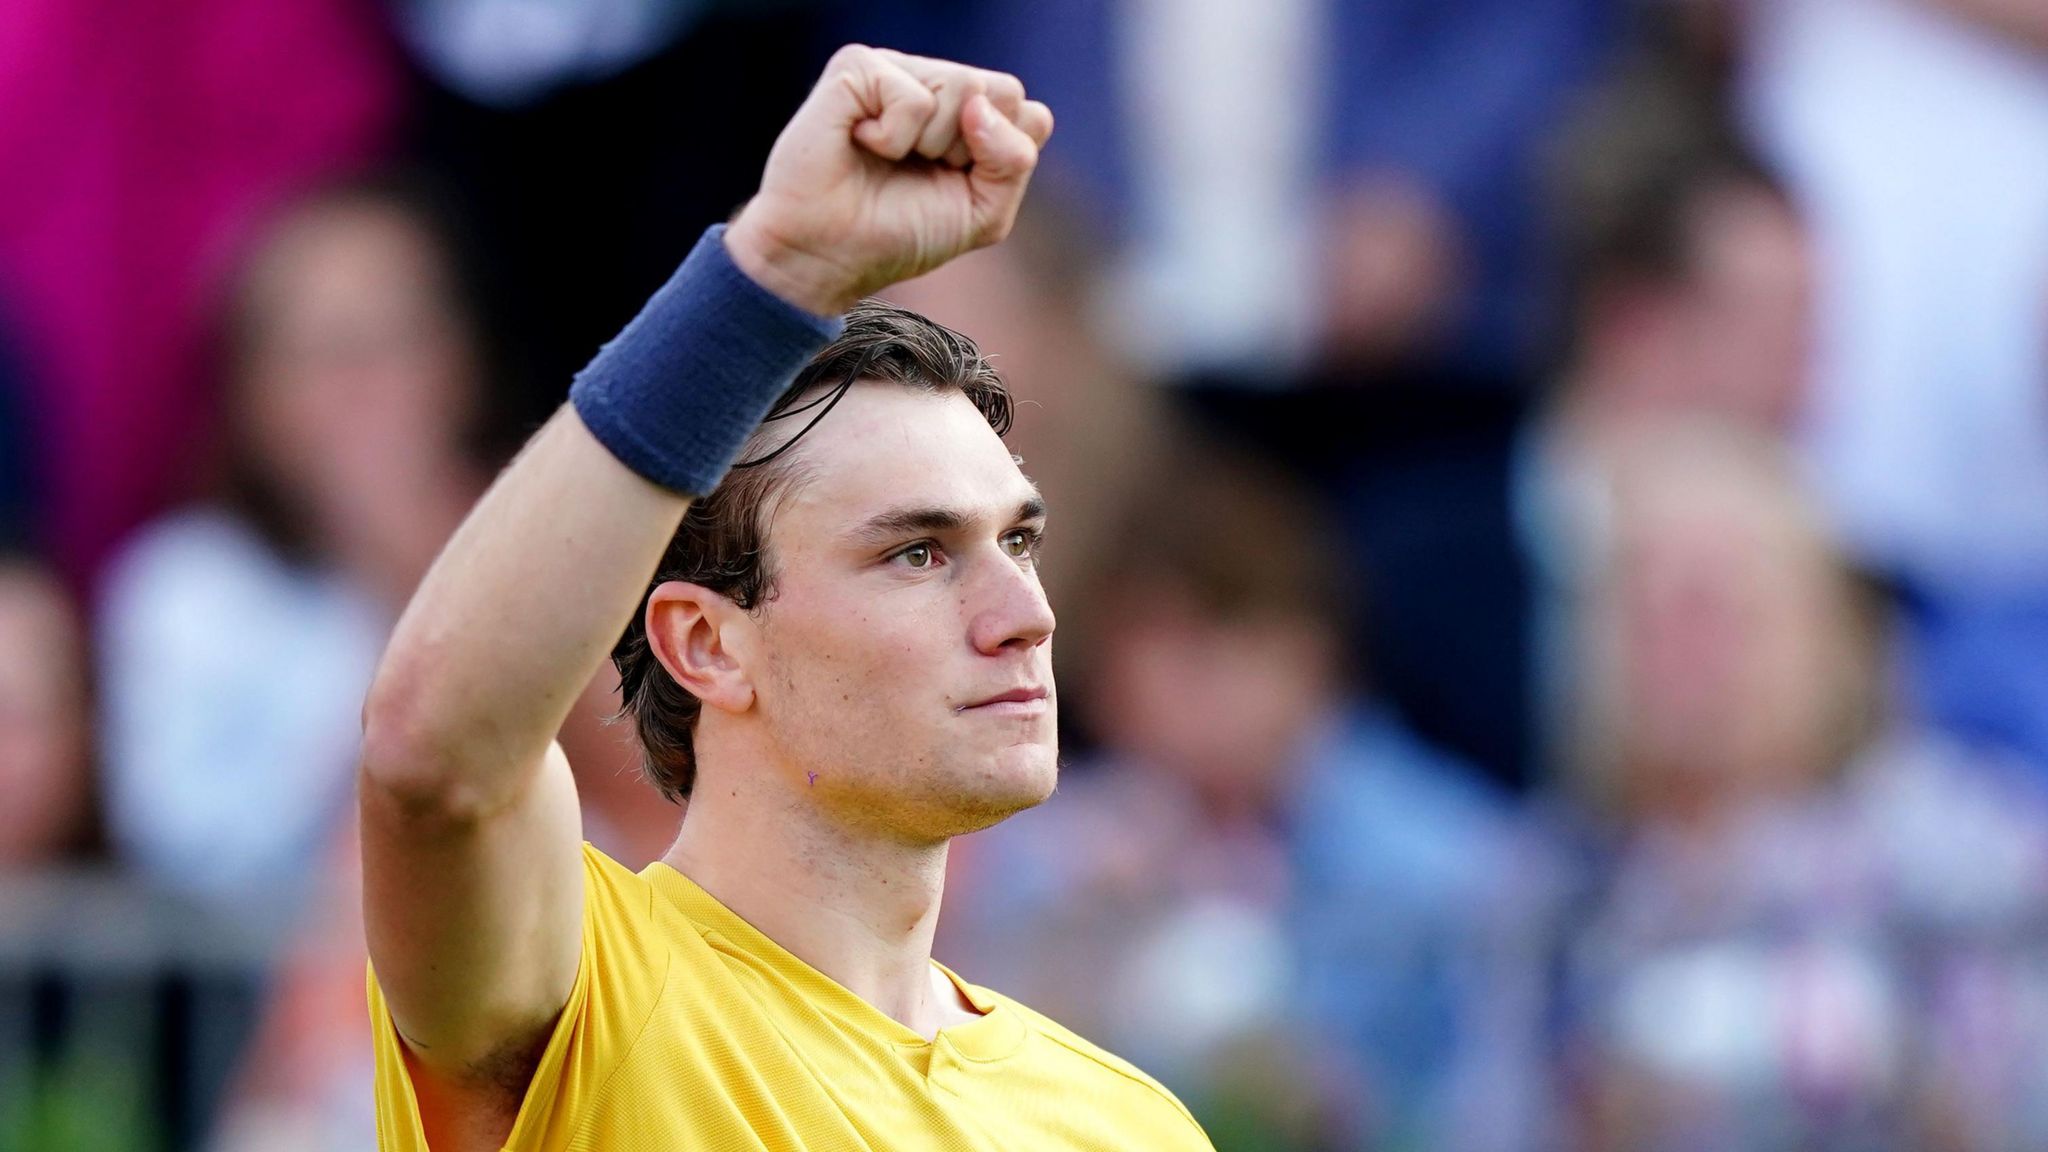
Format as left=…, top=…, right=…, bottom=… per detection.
left=659, top=756, right=972, bottom=1039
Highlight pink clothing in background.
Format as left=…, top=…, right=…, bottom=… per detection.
left=0, top=0, right=400, bottom=588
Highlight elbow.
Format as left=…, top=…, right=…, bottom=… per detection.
left=359, top=664, right=447, bottom=804
left=358, top=661, right=493, bottom=823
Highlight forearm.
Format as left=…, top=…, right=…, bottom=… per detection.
left=361, top=409, right=685, bottom=812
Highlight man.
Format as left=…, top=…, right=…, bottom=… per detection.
left=358, top=45, right=1214, bottom=1151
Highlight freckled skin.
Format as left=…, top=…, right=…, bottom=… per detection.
left=736, top=385, right=1059, bottom=845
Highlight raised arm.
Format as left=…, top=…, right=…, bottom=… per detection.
left=358, top=43, right=1050, bottom=1141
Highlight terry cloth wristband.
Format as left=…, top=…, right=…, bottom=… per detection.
left=569, top=223, right=845, bottom=496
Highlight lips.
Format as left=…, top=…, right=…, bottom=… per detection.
left=959, top=685, right=1050, bottom=710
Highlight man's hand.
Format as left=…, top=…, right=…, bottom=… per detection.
left=725, top=46, right=1055, bottom=316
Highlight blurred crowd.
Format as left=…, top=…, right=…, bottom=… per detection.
left=4, top=0, right=2048, bottom=1149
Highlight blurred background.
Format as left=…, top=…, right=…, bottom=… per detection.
left=4, top=0, right=2048, bottom=1148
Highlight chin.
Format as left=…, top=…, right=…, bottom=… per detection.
left=998, top=742, right=1061, bottom=807
left=939, top=741, right=1059, bottom=836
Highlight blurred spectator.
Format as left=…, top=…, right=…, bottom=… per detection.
left=1556, top=422, right=2048, bottom=1152
left=885, top=188, right=1178, bottom=741
left=941, top=440, right=1564, bottom=1151
left=190, top=169, right=673, bottom=1149
left=0, top=0, right=400, bottom=588
left=95, top=176, right=488, bottom=927
left=847, top=0, right=1615, bottom=382
left=0, top=553, right=93, bottom=868
left=400, top=7, right=828, bottom=439
left=1732, top=0, right=2048, bottom=582
left=210, top=815, right=375, bottom=1152
left=1312, top=0, right=1618, bottom=376
left=1315, top=65, right=1812, bottom=794
left=1541, top=63, right=1811, bottom=438
left=1727, top=0, right=2048, bottom=768
left=1522, top=61, right=1813, bottom=774
left=0, top=319, right=34, bottom=553
left=390, top=0, right=707, bottom=109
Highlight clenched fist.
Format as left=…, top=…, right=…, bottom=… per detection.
left=724, top=46, right=1055, bottom=316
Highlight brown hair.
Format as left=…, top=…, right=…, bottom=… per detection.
left=1544, top=62, right=1785, bottom=358
left=1108, top=436, right=1348, bottom=629
left=612, top=300, right=1014, bottom=802
left=215, top=169, right=498, bottom=564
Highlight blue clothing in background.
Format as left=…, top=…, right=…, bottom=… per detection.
left=942, top=703, right=1566, bottom=1150
left=1283, top=707, right=1566, bottom=1150
left=839, top=0, right=1616, bottom=377
left=1326, top=0, right=1613, bottom=371
left=1900, top=583, right=2048, bottom=781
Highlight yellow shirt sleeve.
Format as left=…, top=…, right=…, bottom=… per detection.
left=367, top=844, right=672, bottom=1151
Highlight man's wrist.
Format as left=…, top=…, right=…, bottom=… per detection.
left=725, top=205, right=860, bottom=318
left=567, top=224, right=844, bottom=495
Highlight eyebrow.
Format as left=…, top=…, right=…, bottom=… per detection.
left=845, top=495, right=1047, bottom=549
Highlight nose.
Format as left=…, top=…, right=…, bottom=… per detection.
left=967, top=548, right=1056, bottom=656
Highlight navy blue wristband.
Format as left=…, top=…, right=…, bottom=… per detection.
left=569, top=223, right=845, bottom=495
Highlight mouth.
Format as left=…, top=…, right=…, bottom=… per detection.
left=958, top=685, right=1052, bottom=715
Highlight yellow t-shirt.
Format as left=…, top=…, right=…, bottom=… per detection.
left=369, top=843, right=1214, bottom=1150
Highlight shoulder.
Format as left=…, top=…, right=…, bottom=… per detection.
left=977, top=983, right=1205, bottom=1132
left=578, top=844, right=672, bottom=986
left=558, top=844, right=675, bottom=1078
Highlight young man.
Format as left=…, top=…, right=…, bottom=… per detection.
left=357, top=45, right=1215, bottom=1151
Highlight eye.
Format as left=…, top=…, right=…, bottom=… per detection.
left=895, top=542, right=936, bottom=569
left=1001, top=529, right=1039, bottom=560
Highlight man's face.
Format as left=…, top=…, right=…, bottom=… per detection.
left=742, top=384, right=1057, bottom=843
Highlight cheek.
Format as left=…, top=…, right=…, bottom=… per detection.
left=762, top=595, right=947, bottom=721
left=757, top=596, right=979, bottom=795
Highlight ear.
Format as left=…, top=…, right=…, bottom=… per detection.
left=644, top=581, right=756, bottom=716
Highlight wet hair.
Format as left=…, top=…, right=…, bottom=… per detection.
left=612, top=300, right=1013, bottom=802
